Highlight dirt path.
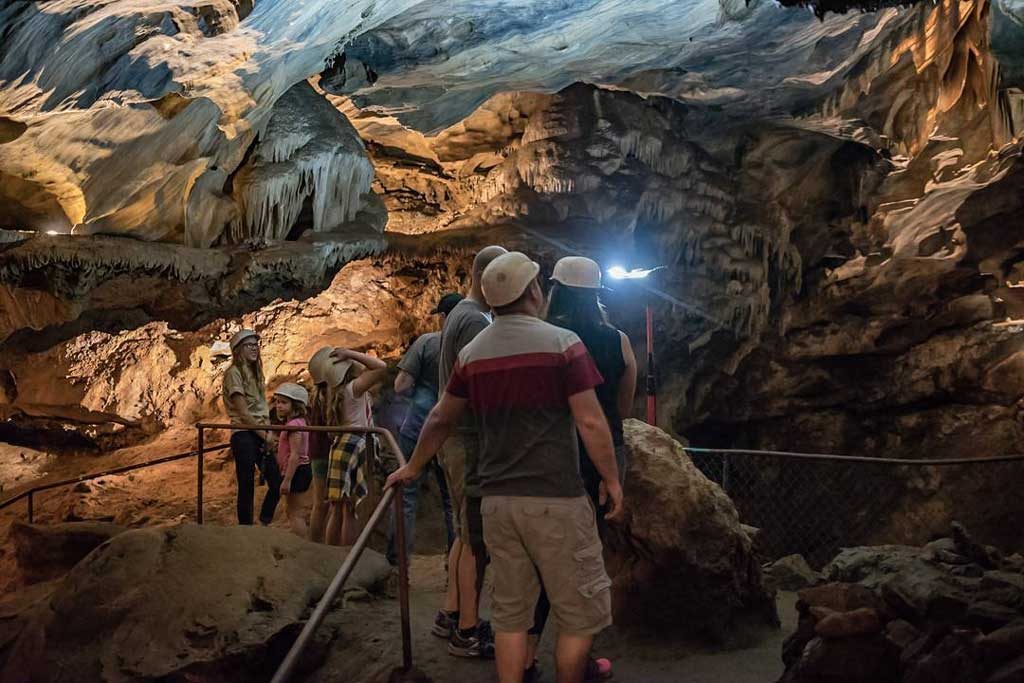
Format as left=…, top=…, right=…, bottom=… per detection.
left=333, top=555, right=795, bottom=683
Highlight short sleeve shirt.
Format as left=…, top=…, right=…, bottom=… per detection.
left=398, top=332, right=441, bottom=440
left=276, top=417, right=310, bottom=472
left=445, top=314, right=603, bottom=498
left=222, top=365, right=270, bottom=425
left=438, top=299, right=492, bottom=412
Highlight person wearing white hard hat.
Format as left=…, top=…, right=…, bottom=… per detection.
left=271, top=382, right=313, bottom=537
left=388, top=251, right=624, bottom=683
left=532, top=256, right=637, bottom=682
left=222, top=329, right=281, bottom=526
left=323, top=346, right=388, bottom=547
left=306, top=346, right=340, bottom=543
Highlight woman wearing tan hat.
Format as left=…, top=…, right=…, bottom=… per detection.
left=272, top=382, right=314, bottom=537
left=324, top=347, right=388, bottom=546
left=306, top=346, right=340, bottom=543
left=222, top=329, right=281, bottom=525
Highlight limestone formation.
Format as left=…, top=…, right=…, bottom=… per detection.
left=604, top=419, right=778, bottom=639
left=779, top=525, right=1024, bottom=683
left=0, top=524, right=392, bottom=682
left=11, top=521, right=125, bottom=585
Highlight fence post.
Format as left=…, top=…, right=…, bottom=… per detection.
left=27, top=490, right=34, bottom=524
left=393, top=487, right=413, bottom=671
left=197, top=426, right=205, bottom=525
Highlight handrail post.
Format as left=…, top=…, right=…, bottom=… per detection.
left=27, top=490, right=33, bottom=524
left=196, top=426, right=205, bottom=524
left=394, top=487, right=413, bottom=671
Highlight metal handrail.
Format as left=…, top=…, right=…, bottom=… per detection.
left=683, top=447, right=1024, bottom=466
left=194, top=422, right=413, bottom=682
left=0, top=443, right=230, bottom=523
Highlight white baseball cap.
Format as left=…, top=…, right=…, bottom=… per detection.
left=551, top=256, right=603, bottom=289
left=229, top=329, right=259, bottom=350
left=273, top=382, right=309, bottom=406
left=481, top=252, right=541, bottom=308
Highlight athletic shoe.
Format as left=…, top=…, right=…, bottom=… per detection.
left=584, top=657, right=613, bottom=681
left=524, top=660, right=542, bottom=683
left=431, top=610, right=458, bottom=639
left=448, top=623, right=495, bottom=659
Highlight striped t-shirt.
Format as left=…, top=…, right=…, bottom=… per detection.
left=445, top=314, right=604, bottom=498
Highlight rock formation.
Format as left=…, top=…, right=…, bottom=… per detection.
left=0, top=524, right=392, bottom=682
left=778, top=524, right=1024, bottom=683
left=605, top=420, right=778, bottom=640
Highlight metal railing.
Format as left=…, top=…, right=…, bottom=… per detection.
left=0, top=443, right=231, bottom=523
left=685, top=447, right=1024, bottom=567
left=195, top=422, right=413, bottom=683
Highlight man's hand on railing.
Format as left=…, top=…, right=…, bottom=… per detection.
left=386, top=463, right=420, bottom=490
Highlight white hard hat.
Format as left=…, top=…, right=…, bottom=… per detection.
left=229, top=329, right=259, bottom=350
left=273, top=382, right=309, bottom=406
left=551, top=256, right=603, bottom=289
left=481, top=252, right=541, bottom=308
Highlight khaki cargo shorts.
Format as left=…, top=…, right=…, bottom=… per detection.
left=482, top=495, right=612, bottom=636
left=438, top=436, right=470, bottom=541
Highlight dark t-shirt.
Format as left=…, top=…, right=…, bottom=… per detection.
left=439, top=298, right=491, bottom=434
left=398, top=332, right=441, bottom=441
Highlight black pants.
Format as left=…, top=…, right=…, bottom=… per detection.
left=232, top=430, right=282, bottom=525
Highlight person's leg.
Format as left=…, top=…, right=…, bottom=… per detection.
left=437, top=440, right=468, bottom=621
left=258, top=451, right=282, bottom=525
left=232, top=431, right=257, bottom=525
left=496, top=632, right=529, bottom=683
left=309, top=466, right=328, bottom=543
left=432, top=459, right=456, bottom=551
left=325, top=501, right=343, bottom=546
left=340, top=498, right=358, bottom=545
left=554, top=634, right=594, bottom=683
left=287, top=491, right=311, bottom=537
left=526, top=588, right=551, bottom=671
left=457, top=538, right=479, bottom=630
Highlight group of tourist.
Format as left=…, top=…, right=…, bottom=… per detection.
left=221, top=246, right=637, bottom=683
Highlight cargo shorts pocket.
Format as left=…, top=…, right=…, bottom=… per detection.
left=573, top=541, right=611, bottom=598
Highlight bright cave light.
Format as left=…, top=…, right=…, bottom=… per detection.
left=46, top=230, right=60, bottom=235
left=607, top=265, right=664, bottom=280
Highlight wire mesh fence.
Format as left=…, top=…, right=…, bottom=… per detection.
left=687, top=449, right=1024, bottom=568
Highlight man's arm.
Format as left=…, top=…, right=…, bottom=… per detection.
left=568, top=389, right=624, bottom=520
left=385, top=392, right=468, bottom=488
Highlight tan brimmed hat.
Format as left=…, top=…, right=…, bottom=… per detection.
left=273, top=382, right=309, bottom=406
left=481, top=251, right=541, bottom=308
left=308, top=347, right=334, bottom=384
left=229, top=329, right=259, bottom=350
left=551, top=256, right=603, bottom=289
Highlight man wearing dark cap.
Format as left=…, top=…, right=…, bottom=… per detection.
left=387, top=293, right=464, bottom=566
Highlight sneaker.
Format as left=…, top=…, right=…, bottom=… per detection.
left=584, top=657, right=613, bottom=681
left=431, top=610, right=458, bottom=639
left=448, top=623, right=495, bottom=659
left=524, top=660, right=542, bottom=683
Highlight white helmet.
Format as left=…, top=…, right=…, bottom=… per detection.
left=551, top=256, right=603, bottom=289
left=481, top=251, right=541, bottom=308
left=229, top=328, right=259, bottom=350
left=273, top=382, right=309, bottom=406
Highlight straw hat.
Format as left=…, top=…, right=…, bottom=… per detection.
left=481, top=252, right=540, bottom=307
left=308, top=347, right=354, bottom=388
left=273, top=382, right=309, bottom=406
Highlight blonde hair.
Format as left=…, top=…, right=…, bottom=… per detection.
left=231, top=347, right=265, bottom=391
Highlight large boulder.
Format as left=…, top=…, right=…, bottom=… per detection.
left=604, top=419, right=778, bottom=640
left=0, top=524, right=392, bottom=682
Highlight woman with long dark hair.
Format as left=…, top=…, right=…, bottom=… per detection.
left=222, top=329, right=280, bottom=525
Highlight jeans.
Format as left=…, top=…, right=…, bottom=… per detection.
left=387, top=432, right=455, bottom=564
left=232, top=430, right=282, bottom=525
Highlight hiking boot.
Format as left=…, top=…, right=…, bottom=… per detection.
left=448, top=623, right=495, bottom=659
left=431, top=610, right=458, bottom=639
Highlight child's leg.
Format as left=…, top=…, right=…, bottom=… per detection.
left=325, top=500, right=343, bottom=546
left=340, top=498, right=359, bottom=546
left=309, top=474, right=328, bottom=543
left=287, top=491, right=312, bottom=537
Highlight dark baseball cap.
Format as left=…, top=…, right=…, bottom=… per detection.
left=432, top=293, right=464, bottom=315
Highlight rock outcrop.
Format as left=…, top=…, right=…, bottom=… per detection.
left=604, top=419, right=778, bottom=640
left=779, top=524, right=1024, bottom=683
left=11, top=521, right=125, bottom=585
left=0, top=524, right=392, bottom=682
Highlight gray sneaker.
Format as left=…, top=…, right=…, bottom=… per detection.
left=448, top=623, right=495, bottom=659
left=431, top=610, right=457, bottom=639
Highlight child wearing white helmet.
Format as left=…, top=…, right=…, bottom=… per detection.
left=272, top=382, right=313, bottom=537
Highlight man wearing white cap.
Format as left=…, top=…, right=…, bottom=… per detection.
left=222, top=328, right=280, bottom=525
left=388, top=252, right=624, bottom=683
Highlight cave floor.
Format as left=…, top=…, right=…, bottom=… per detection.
left=319, top=554, right=794, bottom=683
